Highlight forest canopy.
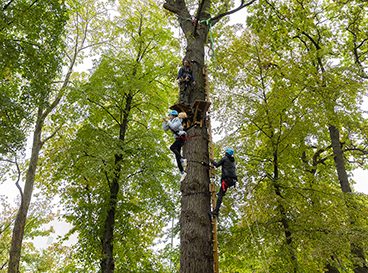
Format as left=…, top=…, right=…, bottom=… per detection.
left=1, top=0, right=368, bottom=272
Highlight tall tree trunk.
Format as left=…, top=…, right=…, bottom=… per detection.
left=100, top=94, right=132, bottom=273
left=328, top=125, right=368, bottom=273
left=163, top=1, right=256, bottom=271
left=179, top=42, right=213, bottom=273
left=8, top=109, right=43, bottom=273
left=100, top=154, right=120, bottom=273
left=180, top=125, right=213, bottom=273
left=164, top=2, right=213, bottom=273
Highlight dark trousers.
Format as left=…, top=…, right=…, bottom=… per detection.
left=214, top=178, right=236, bottom=214
left=179, top=82, right=191, bottom=105
left=170, top=138, right=185, bottom=172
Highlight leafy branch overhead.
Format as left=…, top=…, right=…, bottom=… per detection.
left=163, top=0, right=257, bottom=32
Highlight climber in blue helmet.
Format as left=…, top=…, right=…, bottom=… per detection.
left=210, top=147, right=237, bottom=217
left=162, top=109, right=188, bottom=181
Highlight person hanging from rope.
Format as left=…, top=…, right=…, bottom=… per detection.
left=210, top=148, right=237, bottom=217
left=177, top=58, right=195, bottom=104
left=162, top=110, right=188, bottom=180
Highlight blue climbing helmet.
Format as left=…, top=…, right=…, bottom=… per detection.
left=169, top=110, right=178, bottom=116
left=225, top=148, right=234, bottom=156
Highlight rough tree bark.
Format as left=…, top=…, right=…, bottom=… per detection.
left=329, top=125, right=368, bottom=273
left=163, top=1, right=256, bottom=272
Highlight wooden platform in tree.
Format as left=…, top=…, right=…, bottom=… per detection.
left=192, top=100, right=211, bottom=127
left=193, top=100, right=211, bottom=113
left=169, top=103, right=191, bottom=113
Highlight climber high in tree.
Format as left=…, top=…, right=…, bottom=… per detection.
left=163, top=1, right=257, bottom=272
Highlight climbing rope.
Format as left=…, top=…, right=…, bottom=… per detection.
left=199, top=18, right=216, bottom=61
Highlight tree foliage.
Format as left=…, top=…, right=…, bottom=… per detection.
left=38, top=0, right=181, bottom=271
left=209, top=1, right=368, bottom=272
left=0, top=0, right=68, bottom=155
left=1, top=0, right=368, bottom=272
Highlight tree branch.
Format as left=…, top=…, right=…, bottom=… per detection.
left=87, top=98, right=121, bottom=126
left=125, top=169, right=144, bottom=180
left=211, top=0, right=257, bottom=26
left=163, top=1, right=180, bottom=14
left=163, top=0, right=193, bottom=35
left=29, top=0, right=39, bottom=9
left=195, top=0, right=206, bottom=21
left=344, top=147, right=368, bottom=155
left=40, top=124, right=63, bottom=147
left=14, top=157, right=23, bottom=206
left=3, top=0, right=14, bottom=11
left=0, top=261, right=7, bottom=270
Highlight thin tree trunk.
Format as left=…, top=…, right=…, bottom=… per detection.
left=328, top=124, right=368, bottom=273
left=100, top=154, right=120, bottom=273
left=272, top=151, right=298, bottom=273
left=100, top=94, right=132, bottom=273
left=8, top=109, right=43, bottom=273
left=328, top=125, right=351, bottom=193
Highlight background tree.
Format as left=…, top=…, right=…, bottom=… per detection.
left=4, top=0, right=114, bottom=272
left=1, top=1, right=68, bottom=272
left=207, top=1, right=368, bottom=272
left=38, top=1, right=180, bottom=272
